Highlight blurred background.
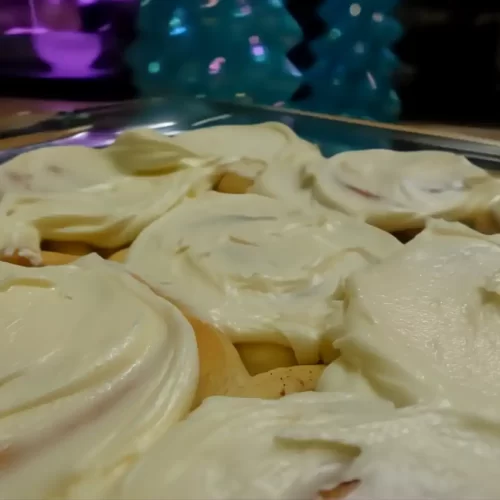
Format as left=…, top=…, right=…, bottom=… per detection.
left=0, top=0, right=498, bottom=125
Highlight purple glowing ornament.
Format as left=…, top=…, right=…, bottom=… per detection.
left=1, top=0, right=136, bottom=82
left=32, top=31, right=103, bottom=78
left=28, top=0, right=102, bottom=78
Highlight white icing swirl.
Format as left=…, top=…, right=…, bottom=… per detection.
left=0, top=254, right=198, bottom=499
left=126, top=192, right=401, bottom=364
left=328, top=220, right=500, bottom=410
left=253, top=149, right=499, bottom=231
left=307, top=150, right=498, bottom=230
left=0, top=129, right=220, bottom=262
left=171, top=121, right=323, bottom=180
left=118, top=392, right=500, bottom=500
left=281, top=396, right=500, bottom=500
left=117, top=392, right=355, bottom=500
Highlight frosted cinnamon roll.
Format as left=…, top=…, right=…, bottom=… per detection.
left=117, top=392, right=358, bottom=500
left=116, top=392, right=500, bottom=500
left=125, top=192, right=402, bottom=366
left=0, top=254, right=198, bottom=499
left=306, top=149, right=500, bottom=231
left=320, top=220, right=500, bottom=410
left=172, top=122, right=323, bottom=185
left=253, top=149, right=500, bottom=232
left=0, top=129, right=220, bottom=265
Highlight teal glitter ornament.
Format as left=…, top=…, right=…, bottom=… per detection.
left=297, top=0, right=402, bottom=122
left=128, top=0, right=303, bottom=105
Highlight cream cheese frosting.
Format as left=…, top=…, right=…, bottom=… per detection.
left=0, top=130, right=220, bottom=263
left=170, top=121, right=323, bottom=180
left=118, top=392, right=500, bottom=500
left=281, top=395, right=500, bottom=500
left=253, top=149, right=499, bottom=231
left=316, top=357, right=383, bottom=402
left=125, top=192, right=402, bottom=364
left=117, top=392, right=355, bottom=500
left=322, top=219, right=500, bottom=410
left=250, top=152, right=317, bottom=209
left=307, top=149, right=499, bottom=230
left=0, top=254, right=198, bottom=499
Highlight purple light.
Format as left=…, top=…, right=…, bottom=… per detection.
left=249, top=35, right=266, bottom=62
left=4, top=27, right=48, bottom=35
left=252, top=46, right=264, bottom=56
left=2, top=0, right=136, bottom=79
left=31, top=31, right=103, bottom=78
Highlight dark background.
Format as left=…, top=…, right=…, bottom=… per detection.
left=394, top=0, right=500, bottom=124
left=0, top=0, right=499, bottom=125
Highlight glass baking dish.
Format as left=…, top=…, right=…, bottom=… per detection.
left=0, top=96, right=499, bottom=172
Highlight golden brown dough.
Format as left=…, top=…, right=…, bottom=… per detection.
left=186, top=316, right=324, bottom=407
left=235, top=342, right=298, bottom=376
left=215, top=172, right=254, bottom=194
left=108, top=248, right=129, bottom=263
left=41, top=251, right=82, bottom=266
left=319, top=480, right=360, bottom=499
left=1, top=250, right=81, bottom=267
left=120, top=276, right=323, bottom=406
left=226, top=364, right=325, bottom=400
left=43, top=241, right=93, bottom=256
left=473, top=210, right=499, bottom=235
left=186, top=315, right=251, bottom=408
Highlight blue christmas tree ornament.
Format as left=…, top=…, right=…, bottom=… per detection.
left=300, top=0, right=403, bottom=121
left=128, top=0, right=303, bottom=106
left=129, top=0, right=402, bottom=122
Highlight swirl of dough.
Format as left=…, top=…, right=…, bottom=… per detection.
left=126, top=192, right=401, bottom=364
left=0, top=130, right=220, bottom=263
left=0, top=254, right=198, bottom=499
left=253, top=149, right=500, bottom=231
left=117, top=392, right=500, bottom=500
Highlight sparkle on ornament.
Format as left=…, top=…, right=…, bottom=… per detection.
left=249, top=36, right=267, bottom=62
left=329, top=28, right=342, bottom=41
left=208, top=57, right=226, bottom=75
left=148, top=61, right=161, bottom=73
left=269, top=0, right=283, bottom=6
left=201, top=0, right=219, bottom=7
left=169, top=8, right=187, bottom=36
left=372, top=12, right=384, bottom=22
left=234, top=1, right=252, bottom=17
left=349, top=3, right=361, bottom=16
left=367, top=71, right=377, bottom=89
left=285, top=59, right=302, bottom=77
